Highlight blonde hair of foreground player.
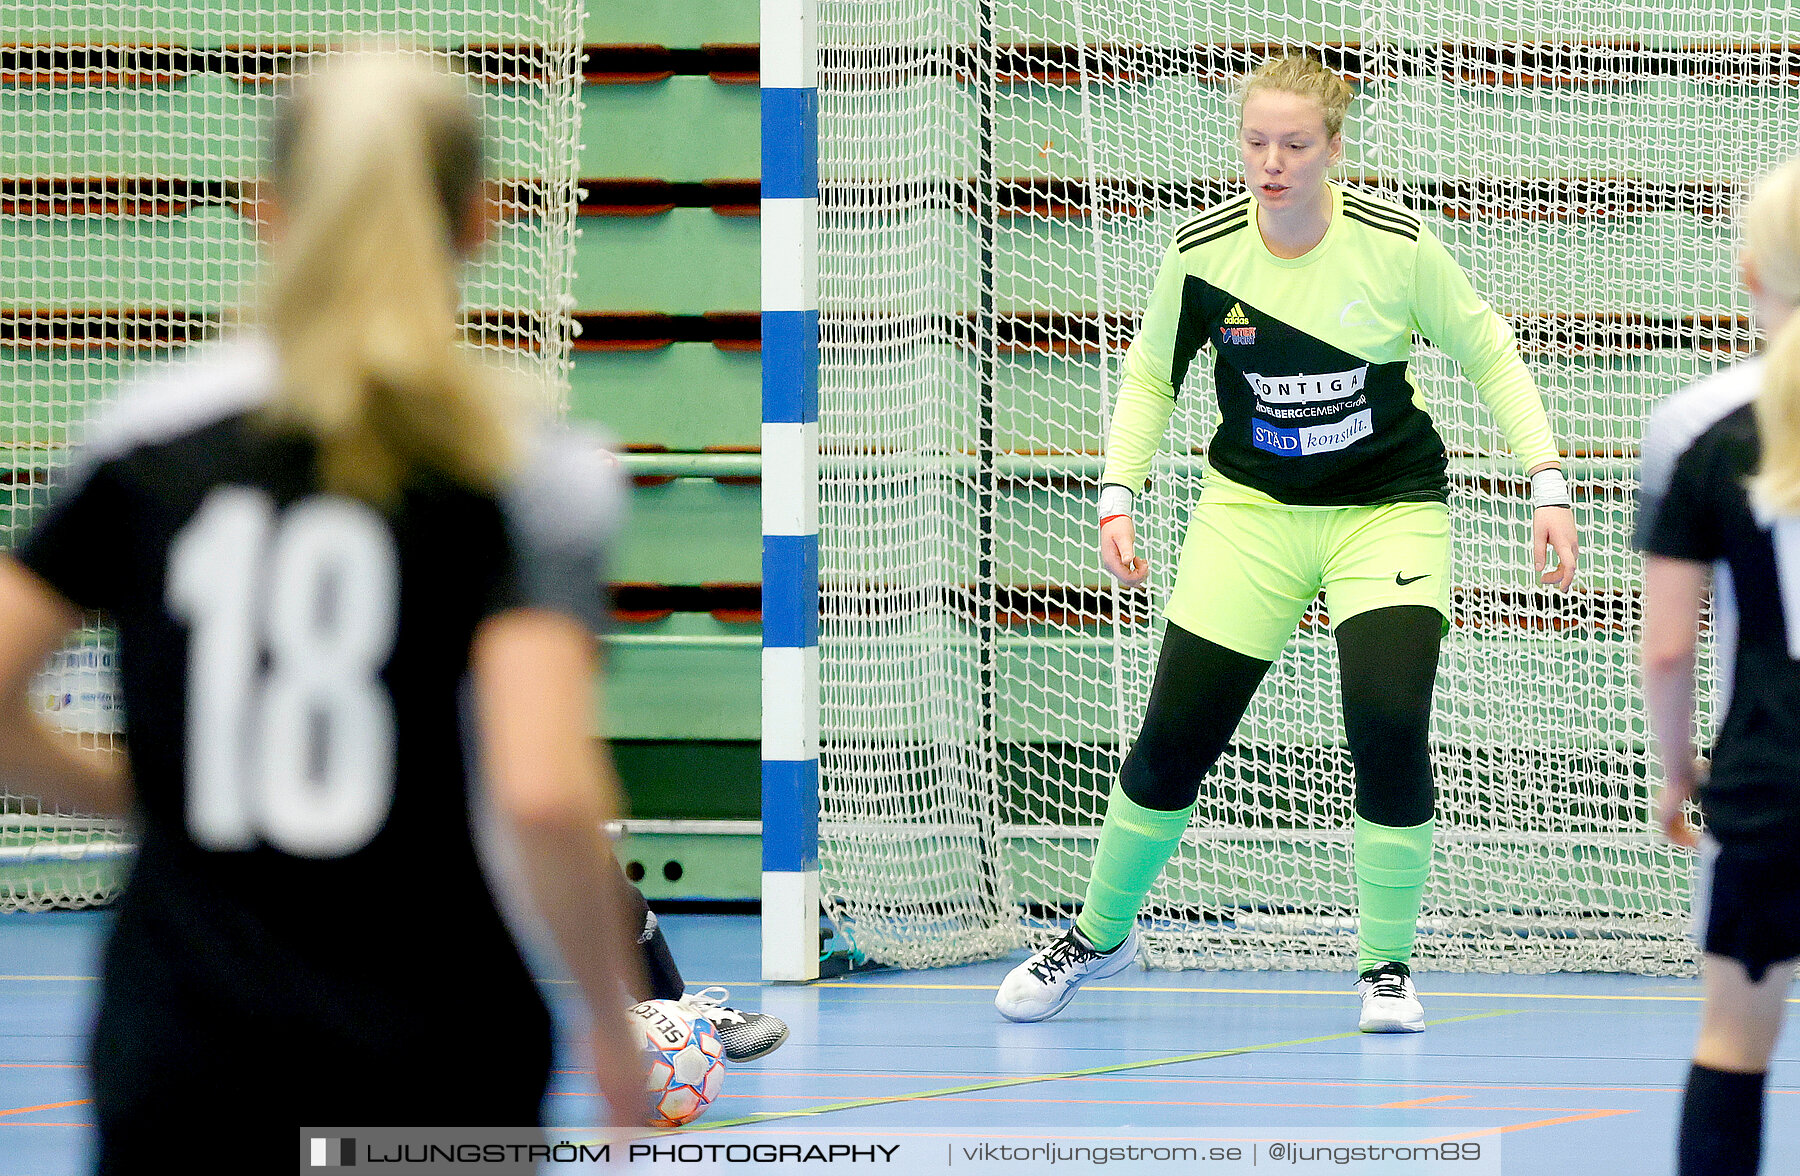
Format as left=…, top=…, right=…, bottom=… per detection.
left=1641, top=156, right=1800, bottom=1174
left=0, top=53, right=646, bottom=1134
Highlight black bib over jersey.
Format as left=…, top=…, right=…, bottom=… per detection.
left=1177, top=284, right=1440, bottom=504
left=1637, top=358, right=1800, bottom=851
left=1100, top=184, right=1562, bottom=507
left=13, top=338, right=623, bottom=1144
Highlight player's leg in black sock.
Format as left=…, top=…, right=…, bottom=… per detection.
left=618, top=862, right=789, bottom=1061
left=1073, top=623, right=1268, bottom=948
left=1679, top=953, right=1798, bottom=1175
left=997, top=623, right=1271, bottom=1021
left=621, top=870, right=685, bottom=1002
left=1679, top=1063, right=1765, bottom=1175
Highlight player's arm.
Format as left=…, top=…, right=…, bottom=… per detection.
left=1635, top=411, right=1727, bottom=848
left=1099, top=232, right=1192, bottom=586
left=478, top=431, right=646, bottom=1130
left=0, top=449, right=133, bottom=816
left=1410, top=228, right=1578, bottom=589
left=1640, top=554, right=1708, bottom=848
left=472, top=609, right=646, bottom=1129
left=0, top=558, right=130, bottom=815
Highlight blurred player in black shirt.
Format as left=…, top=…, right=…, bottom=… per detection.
left=0, top=53, right=644, bottom=1170
left=1638, top=156, right=1800, bottom=1176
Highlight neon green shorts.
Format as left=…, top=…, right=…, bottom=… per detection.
left=1163, top=499, right=1451, bottom=662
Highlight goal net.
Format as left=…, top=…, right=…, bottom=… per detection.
left=0, top=3, right=583, bottom=910
left=815, top=0, right=1787, bottom=974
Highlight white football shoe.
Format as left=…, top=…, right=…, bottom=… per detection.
left=995, top=926, right=1138, bottom=1023
left=1357, top=961, right=1426, bottom=1033
left=677, top=986, right=789, bottom=1062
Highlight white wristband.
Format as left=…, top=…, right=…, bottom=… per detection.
left=1098, top=483, right=1135, bottom=522
left=1530, top=468, right=1571, bottom=509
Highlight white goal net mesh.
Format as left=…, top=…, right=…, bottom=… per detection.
left=815, top=0, right=1792, bottom=974
left=0, top=1, right=583, bottom=910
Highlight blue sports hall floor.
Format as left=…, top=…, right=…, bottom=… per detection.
left=3, top=910, right=1793, bottom=1174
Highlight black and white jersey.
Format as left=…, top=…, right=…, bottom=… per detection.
left=1636, top=357, right=1800, bottom=849
left=13, top=335, right=623, bottom=1121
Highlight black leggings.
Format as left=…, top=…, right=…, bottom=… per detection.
left=621, top=868, right=686, bottom=1002
left=1119, top=606, right=1440, bottom=827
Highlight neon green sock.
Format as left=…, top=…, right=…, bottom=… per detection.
left=1354, top=815, right=1435, bottom=974
left=1073, top=784, right=1196, bottom=952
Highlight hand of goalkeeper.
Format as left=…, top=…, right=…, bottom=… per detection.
left=1100, top=515, right=1150, bottom=587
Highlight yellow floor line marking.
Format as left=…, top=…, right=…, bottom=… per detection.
left=684, top=1010, right=1517, bottom=1132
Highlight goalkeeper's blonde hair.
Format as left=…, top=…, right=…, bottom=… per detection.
left=1746, top=157, right=1800, bottom=515
left=262, top=51, right=517, bottom=506
left=1240, top=52, right=1353, bottom=138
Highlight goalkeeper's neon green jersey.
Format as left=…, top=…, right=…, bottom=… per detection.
left=1103, top=182, right=1560, bottom=507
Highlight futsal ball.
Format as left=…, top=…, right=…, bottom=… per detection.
left=628, top=998, right=725, bottom=1128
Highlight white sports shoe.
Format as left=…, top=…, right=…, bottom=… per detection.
left=677, top=986, right=790, bottom=1062
left=1357, top=961, right=1426, bottom=1033
left=995, top=926, right=1138, bottom=1023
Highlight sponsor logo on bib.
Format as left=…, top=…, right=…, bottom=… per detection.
left=1244, top=366, right=1369, bottom=405
left=1252, top=408, right=1375, bottom=456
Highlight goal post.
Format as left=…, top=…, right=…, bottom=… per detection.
left=768, top=0, right=1798, bottom=977
left=760, top=0, right=825, bottom=982
left=0, top=4, right=585, bottom=910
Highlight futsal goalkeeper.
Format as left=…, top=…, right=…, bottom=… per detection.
left=995, top=51, right=1579, bottom=1032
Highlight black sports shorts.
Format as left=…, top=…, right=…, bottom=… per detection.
left=1695, top=837, right=1800, bottom=984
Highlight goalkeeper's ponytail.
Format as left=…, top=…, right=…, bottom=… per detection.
left=261, top=51, right=518, bottom=506
left=1746, top=157, right=1800, bottom=516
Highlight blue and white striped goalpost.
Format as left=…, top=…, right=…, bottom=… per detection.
left=759, top=0, right=820, bottom=981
